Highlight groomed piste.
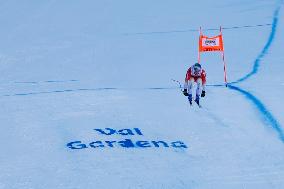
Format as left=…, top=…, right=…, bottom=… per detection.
left=1, top=1, right=284, bottom=189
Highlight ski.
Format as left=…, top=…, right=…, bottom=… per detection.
left=188, top=99, right=201, bottom=108
left=195, top=100, right=202, bottom=108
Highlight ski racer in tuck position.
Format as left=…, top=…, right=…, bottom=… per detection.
left=183, top=63, right=206, bottom=106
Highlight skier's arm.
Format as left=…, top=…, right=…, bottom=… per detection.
left=201, top=70, right=206, bottom=89
left=201, top=70, right=206, bottom=97
left=184, top=79, right=188, bottom=90
left=183, top=69, right=191, bottom=96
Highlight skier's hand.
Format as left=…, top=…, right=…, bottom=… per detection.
left=201, top=90, right=206, bottom=97
left=183, top=89, right=189, bottom=96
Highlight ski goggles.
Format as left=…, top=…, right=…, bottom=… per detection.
left=193, top=66, right=201, bottom=72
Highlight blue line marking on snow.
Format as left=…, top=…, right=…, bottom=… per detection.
left=228, top=85, right=284, bottom=142
left=14, top=79, right=79, bottom=84
left=2, top=88, right=117, bottom=97
left=224, top=2, right=284, bottom=142
left=230, top=5, right=281, bottom=84
left=2, top=87, right=179, bottom=97
left=123, top=23, right=272, bottom=36
left=206, top=84, right=224, bottom=87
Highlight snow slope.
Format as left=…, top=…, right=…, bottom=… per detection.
left=1, top=0, right=284, bottom=188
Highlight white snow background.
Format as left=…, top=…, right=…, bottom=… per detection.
left=0, top=0, right=284, bottom=188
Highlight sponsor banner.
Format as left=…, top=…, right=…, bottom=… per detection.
left=199, top=35, right=224, bottom=52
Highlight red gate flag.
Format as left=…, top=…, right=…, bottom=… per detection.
left=198, top=27, right=228, bottom=86
left=199, top=34, right=224, bottom=52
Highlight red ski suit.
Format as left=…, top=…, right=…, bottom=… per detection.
left=185, top=67, right=206, bottom=85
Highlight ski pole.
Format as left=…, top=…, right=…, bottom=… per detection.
left=171, top=79, right=183, bottom=92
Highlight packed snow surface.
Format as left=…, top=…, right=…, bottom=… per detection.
left=1, top=0, right=284, bottom=188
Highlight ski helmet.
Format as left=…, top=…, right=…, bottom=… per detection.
left=193, top=63, right=201, bottom=71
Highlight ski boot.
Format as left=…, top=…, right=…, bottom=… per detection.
left=188, top=94, right=193, bottom=105
left=195, top=95, right=201, bottom=107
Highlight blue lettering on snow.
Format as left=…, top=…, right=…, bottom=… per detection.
left=67, top=140, right=188, bottom=149
left=94, top=128, right=116, bottom=135
left=67, top=128, right=188, bottom=150
left=94, top=128, right=143, bottom=136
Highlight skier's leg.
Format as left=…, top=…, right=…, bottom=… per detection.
left=187, top=78, right=194, bottom=103
left=196, top=78, right=202, bottom=97
left=195, top=78, right=202, bottom=104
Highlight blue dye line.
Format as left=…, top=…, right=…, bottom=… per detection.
left=225, top=2, right=284, bottom=142
left=2, top=87, right=178, bottom=97
left=2, top=88, right=117, bottom=97
left=14, top=79, right=79, bottom=84
left=123, top=23, right=272, bottom=36
left=228, top=85, right=284, bottom=142
left=230, top=4, right=281, bottom=84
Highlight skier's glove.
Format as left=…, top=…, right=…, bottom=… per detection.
left=201, top=90, right=206, bottom=97
left=183, top=89, right=189, bottom=96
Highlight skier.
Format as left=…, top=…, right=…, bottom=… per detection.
left=183, top=63, right=206, bottom=106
